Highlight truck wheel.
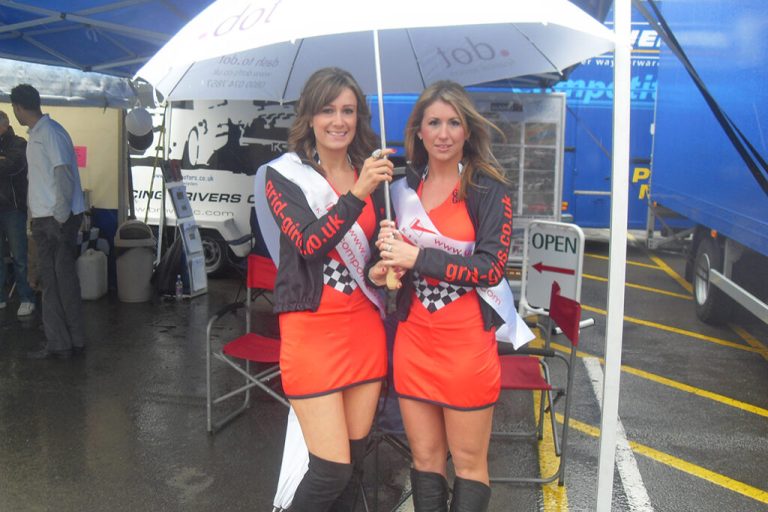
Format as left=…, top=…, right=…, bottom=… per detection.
left=201, top=231, right=228, bottom=278
left=693, top=237, right=732, bottom=324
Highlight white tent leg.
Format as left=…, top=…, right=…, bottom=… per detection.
left=596, top=0, right=632, bottom=510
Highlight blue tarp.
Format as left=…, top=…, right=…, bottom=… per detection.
left=0, top=1, right=211, bottom=77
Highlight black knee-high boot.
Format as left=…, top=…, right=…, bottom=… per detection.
left=289, top=453, right=353, bottom=512
left=329, top=437, right=368, bottom=512
left=410, top=468, right=449, bottom=512
left=448, top=477, right=491, bottom=512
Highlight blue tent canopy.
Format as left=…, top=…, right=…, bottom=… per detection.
left=0, top=0, right=212, bottom=77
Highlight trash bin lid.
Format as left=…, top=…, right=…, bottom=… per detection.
left=115, top=220, right=155, bottom=247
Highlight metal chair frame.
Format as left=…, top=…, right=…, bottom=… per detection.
left=491, top=284, right=580, bottom=485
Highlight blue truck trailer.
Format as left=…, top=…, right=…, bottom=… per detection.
left=644, top=0, right=768, bottom=324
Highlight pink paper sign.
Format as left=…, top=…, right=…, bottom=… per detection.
left=74, top=146, right=87, bottom=168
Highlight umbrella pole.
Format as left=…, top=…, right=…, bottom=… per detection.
left=372, top=29, right=391, bottom=221
left=373, top=29, right=400, bottom=291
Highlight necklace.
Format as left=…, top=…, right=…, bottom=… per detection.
left=423, top=161, right=464, bottom=181
left=313, top=149, right=354, bottom=171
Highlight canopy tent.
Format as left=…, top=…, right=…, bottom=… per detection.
left=0, top=0, right=212, bottom=77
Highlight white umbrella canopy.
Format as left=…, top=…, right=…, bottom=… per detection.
left=135, top=0, right=615, bottom=102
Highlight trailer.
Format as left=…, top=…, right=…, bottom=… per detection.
left=644, top=0, right=768, bottom=325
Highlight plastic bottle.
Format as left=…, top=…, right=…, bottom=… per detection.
left=175, top=274, right=184, bottom=300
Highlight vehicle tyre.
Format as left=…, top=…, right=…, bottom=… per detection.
left=693, top=236, right=732, bottom=324
left=201, top=231, right=228, bottom=278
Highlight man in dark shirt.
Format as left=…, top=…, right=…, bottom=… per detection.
left=0, top=110, right=36, bottom=317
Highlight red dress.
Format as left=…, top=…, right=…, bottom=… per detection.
left=279, top=194, right=387, bottom=398
left=394, top=184, right=500, bottom=410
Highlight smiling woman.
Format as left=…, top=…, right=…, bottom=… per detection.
left=256, top=67, right=395, bottom=511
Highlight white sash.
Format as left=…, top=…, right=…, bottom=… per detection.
left=391, top=179, right=534, bottom=349
left=255, top=153, right=385, bottom=314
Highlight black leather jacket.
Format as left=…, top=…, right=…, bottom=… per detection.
left=394, top=165, right=514, bottom=332
left=264, top=159, right=388, bottom=313
left=0, top=126, right=27, bottom=213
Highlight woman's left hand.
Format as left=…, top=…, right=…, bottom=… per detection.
left=377, top=230, right=419, bottom=271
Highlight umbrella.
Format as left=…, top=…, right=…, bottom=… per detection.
left=135, top=0, right=614, bottom=104
left=135, top=1, right=616, bottom=508
left=272, top=407, right=308, bottom=512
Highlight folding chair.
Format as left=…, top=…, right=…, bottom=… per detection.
left=245, top=253, right=277, bottom=305
left=491, top=281, right=581, bottom=485
left=206, top=253, right=289, bottom=433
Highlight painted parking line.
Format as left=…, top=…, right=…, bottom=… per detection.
left=532, top=392, right=570, bottom=510
left=583, top=273, right=693, bottom=300
left=561, top=414, right=768, bottom=505
left=646, top=253, right=692, bottom=294
left=550, top=342, right=768, bottom=419
left=645, top=253, right=768, bottom=361
left=581, top=304, right=761, bottom=353
left=730, top=324, right=768, bottom=362
left=586, top=252, right=662, bottom=270
left=584, top=357, right=654, bottom=511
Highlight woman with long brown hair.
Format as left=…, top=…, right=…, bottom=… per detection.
left=371, top=80, right=532, bottom=512
left=261, top=67, right=394, bottom=511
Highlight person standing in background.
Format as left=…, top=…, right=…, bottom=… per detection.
left=0, top=110, right=36, bottom=317
left=10, top=84, right=86, bottom=360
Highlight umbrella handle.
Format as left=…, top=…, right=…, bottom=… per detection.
left=385, top=267, right=400, bottom=291
left=378, top=160, right=399, bottom=291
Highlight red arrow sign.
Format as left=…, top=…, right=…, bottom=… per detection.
left=532, top=261, right=575, bottom=275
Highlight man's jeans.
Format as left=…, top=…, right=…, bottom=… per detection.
left=0, top=209, right=35, bottom=303
left=31, top=214, right=85, bottom=351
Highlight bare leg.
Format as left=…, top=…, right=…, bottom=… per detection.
left=399, top=398, right=449, bottom=475
left=444, top=406, right=494, bottom=485
left=342, top=381, right=381, bottom=440
left=291, top=392, right=350, bottom=463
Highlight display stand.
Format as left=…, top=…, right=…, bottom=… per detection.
left=162, top=160, right=207, bottom=297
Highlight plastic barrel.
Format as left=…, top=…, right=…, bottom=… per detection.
left=76, top=249, right=108, bottom=300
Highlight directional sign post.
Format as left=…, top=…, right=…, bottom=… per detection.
left=519, top=220, right=585, bottom=316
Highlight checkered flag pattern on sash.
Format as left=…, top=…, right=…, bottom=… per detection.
left=323, top=258, right=358, bottom=295
left=414, top=275, right=470, bottom=313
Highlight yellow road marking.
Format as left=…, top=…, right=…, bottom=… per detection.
left=533, top=393, right=570, bottom=510
left=620, top=365, right=768, bottom=418
left=586, top=252, right=660, bottom=270
left=562, top=415, right=768, bottom=504
left=650, top=252, right=768, bottom=363
left=730, top=324, right=768, bottom=362
left=581, top=304, right=761, bottom=353
left=550, top=342, right=768, bottom=418
left=647, top=253, right=693, bottom=294
left=584, top=273, right=693, bottom=300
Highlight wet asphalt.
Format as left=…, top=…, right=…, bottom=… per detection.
left=1, top=235, right=766, bottom=512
